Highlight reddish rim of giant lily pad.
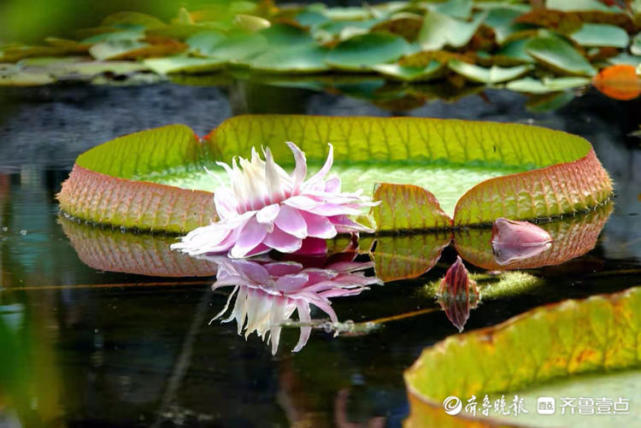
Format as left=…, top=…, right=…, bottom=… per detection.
left=57, top=115, right=613, bottom=234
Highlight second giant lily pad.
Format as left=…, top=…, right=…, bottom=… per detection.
left=405, top=285, right=641, bottom=427
left=57, top=115, right=612, bottom=233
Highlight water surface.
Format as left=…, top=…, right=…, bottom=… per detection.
left=1, top=82, right=640, bottom=426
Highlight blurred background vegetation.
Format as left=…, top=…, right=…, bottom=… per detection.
left=0, top=0, right=267, bottom=43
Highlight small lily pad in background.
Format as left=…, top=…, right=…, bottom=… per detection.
left=506, top=76, right=591, bottom=93
left=632, top=32, right=641, bottom=56
left=448, top=60, right=531, bottom=84
left=418, top=10, right=485, bottom=51
left=249, top=45, right=330, bottom=73
left=546, top=0, right=622, bottom=13
left=525, top=34, right=597, bottom=76
left=186, top=31, right=227, bottom=56
left=143, top=56, right=226, bottom=74
left=326, top=32, right=413, bottom=71
left=484, top=7, right=533, bottom=44
left=433, top=0, right=473, bottom=20
left=372, top=60, right=443, bottom=81
left=570, top=23, right=629, bottom=48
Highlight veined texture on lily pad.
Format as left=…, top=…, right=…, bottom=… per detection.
left=57, top=115, right=613, bottom=234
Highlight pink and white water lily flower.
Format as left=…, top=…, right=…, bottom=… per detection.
left=210, top=254, right=380, bottom=354
left=171, top=142, right=377, bottom=258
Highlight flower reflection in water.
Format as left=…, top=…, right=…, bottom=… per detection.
left=207, top=245, right=381, bottom=354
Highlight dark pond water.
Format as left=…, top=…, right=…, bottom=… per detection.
left=0, top=81, right=640, bottom=427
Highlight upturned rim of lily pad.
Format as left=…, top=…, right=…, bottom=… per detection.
left=57, top=115, right=613, bottom=234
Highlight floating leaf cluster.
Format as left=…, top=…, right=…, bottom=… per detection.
left=1, top=0, right=640, bottom=103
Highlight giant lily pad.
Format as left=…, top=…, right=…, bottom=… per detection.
left=405, top=285, right=641, bottom=427
left=57, top=116, right=612, bottom=233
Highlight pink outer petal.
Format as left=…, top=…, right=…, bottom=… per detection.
left=309, top=204, right=363, bottom=216
left=263, top=226, right=303, bottom=253
left=256, top=204, right=280, bottom=225
left=284, top=195, right=320, bottom=211
left=300, top=211, right=337, bottom=239
left=214, top=187, right=237, bottom=220
left=304, top=144, right=334, bottom=188
left=230, top=217, right=268, bottom=258
left=274, top=205, right=308, bottom=239
left=286, top=142, right=307, bottom=189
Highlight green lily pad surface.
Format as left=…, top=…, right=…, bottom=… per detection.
left=57, top=115, right=612, bottom=233
left=148, top=164, right=516, bottom=218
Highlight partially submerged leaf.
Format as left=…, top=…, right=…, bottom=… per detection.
left=373, top=183, right=452, bottom=232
